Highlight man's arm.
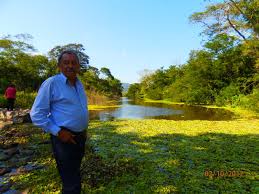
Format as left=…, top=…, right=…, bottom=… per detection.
left=30, top=79, right=60, bottom=136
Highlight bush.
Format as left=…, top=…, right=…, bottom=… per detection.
left=238, top=88, right=259, bottom=113
left=16, top=92, right=37, bottom=108
left=215, top=83, right=241, bottom=106
left=185, top=87, right=215, bottom=105
left=0, top=95, right=7, bottom=108
left=87, top=90, right=110, bottom=105
left=146, top=87, right=163, bottom=100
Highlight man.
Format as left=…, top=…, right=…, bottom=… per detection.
left=30, top=50, right=88, bottom=194
left=5, top=84, right=16, bottom=111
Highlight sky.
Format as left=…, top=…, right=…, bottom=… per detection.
left=0, top=0, right=212, bottom=83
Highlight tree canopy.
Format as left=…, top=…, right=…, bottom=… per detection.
left=127, top=0, right=258, bottom=112
left=0, top=35, right=122, bottom=98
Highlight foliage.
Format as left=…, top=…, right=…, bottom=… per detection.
left=47, top=45, right=123, bottom=99
left=0, top=92, right=36, bottom=109
left=80, top=66, right=122, bottom=98
left=0, top=35, right=122, bottom=104
left=238, top=88, right=259, bottom=112
left=189, top=0, right=259, bottom=40
left=189, top=0, right=259, bottom=87
left=7, top=118, right=259, bottom=193
left=140, top=68, right=171, bottom=100
left=48, top=43, right=89, bottom=72
left=131, top=33, right=257, bottom=108
left=126, top=83, right=142, bottom=99
left=0, top=91, right=36, bottom=109
left=0, top=95, right=7, bottom=107
left=126, top=0, right=258, bottom=113
left=2, top=123, right=62, bottom=193
left=15, top=92, right=37, bottom=108
left=0, top=35, right=45, bottom=92
left=86, top=119, right=259, bottom=193
left=215, top=83, right=241, bottom=106
left=88, top=104, right=121, bottom=111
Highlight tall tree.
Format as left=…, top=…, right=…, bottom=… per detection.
left=190, top=0, right=258, bottom=85
left=100, top=67, right=114, bottom=79
left=48, top=43, right=89, bottom=72
left=189, top=0, right=258, bottom=40
left=0, top=34, right=44, bottom=91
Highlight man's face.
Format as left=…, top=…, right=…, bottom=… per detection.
left=58, top=53, right=80, bottom=80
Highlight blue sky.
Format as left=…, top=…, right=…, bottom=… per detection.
left=0, top=0, right=213, bottom=83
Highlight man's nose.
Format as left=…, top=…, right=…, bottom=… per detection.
left=67, top=62, right=73, bottom=68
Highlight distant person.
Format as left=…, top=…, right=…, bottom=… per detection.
left=4, top=84, right=16, bottom=111
left=30, top=50, right=89, bottom=194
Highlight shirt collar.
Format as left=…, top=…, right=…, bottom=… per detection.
left=59, top=73, right=68, bottom=84
left=59, top=73, right=79, bottom=85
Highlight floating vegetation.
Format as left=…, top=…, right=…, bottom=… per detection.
left=3, top=118, right=258, bottom=193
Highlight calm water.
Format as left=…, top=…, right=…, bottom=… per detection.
left=89, top=97, right=234, bottom=121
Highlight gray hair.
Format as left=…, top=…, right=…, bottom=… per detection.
left=57, top=50, right=80, bottom=65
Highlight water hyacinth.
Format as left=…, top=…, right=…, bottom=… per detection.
left=2, top=117, right=258, bottom=193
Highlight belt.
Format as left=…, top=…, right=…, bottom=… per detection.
left=60, top=126, right=86, bottom=137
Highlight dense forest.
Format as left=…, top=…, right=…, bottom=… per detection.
left=0, top=35, right=122, bottom=106
left=126, top=0, right=259, bottom=112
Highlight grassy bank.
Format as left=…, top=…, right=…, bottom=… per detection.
left=7, top=118, right=259, bottom=193
left=144, top=98, right=259, bottom=119
left=88, top=105, right=121, bottom=111
left=144, top=99, right=185, bottom=105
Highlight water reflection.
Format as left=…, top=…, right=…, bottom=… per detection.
left=89, top=97, right=234, bottom=121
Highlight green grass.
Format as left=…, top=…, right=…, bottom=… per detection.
left=88, top=104, right=121, bottom=111
left=7, top=119, right=259, bottom=193
left=144, top=98, right=185, bottom=105
left=87, top=119, right=259, bottom=193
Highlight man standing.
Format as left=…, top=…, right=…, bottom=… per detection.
left=30, top=50, right=88, bottom=194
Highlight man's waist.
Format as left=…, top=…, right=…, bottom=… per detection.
left=60, top=126, right=86, bottom=136
left=50, top=113, right=88, bottom=130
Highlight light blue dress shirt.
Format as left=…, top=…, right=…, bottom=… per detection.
left=30, top=73, right=88, bottom=136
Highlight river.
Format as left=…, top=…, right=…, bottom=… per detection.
left=89, top=97, right=234, bottom=121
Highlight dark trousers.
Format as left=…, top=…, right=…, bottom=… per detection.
left=50, top=130, right=86, bottom=194
left=7, top=98, right=15, bottom=111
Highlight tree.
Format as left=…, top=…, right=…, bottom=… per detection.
left=189, top=0, right=259, bottom=40
left=126, top=83, right=141, bottom=99
left=80, top=66, right=122, bottom=98
left=0, top=34, right=122, bottom=100
left=100, top=67, right=114, bottom=79
left=48, top=43, right=89, bottom=72
left=0, top=34, right=45, bottom=91
left=189, top=0, right=259, bottom=104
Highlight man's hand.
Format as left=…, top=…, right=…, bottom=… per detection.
left=57, top=129, right=76, bottom=144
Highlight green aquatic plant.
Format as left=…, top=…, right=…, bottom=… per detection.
left=6, top=118, right=259, bottom=193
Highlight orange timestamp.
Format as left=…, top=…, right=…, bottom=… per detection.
left=204, top=170, right=245, bottom=178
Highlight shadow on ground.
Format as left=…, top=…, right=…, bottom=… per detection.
left=81, top=121, right=259, bottom=193
left=1, top=121, right=258, bottom=193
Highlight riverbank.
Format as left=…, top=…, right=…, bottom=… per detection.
left=144, top=98, right=259, bottom=119
left=1, top=117, right=258, bottom=193
left=88, top=104, right=121, bottom=111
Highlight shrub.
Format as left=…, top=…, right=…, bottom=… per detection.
left=185, top=87, right=215, bottom=105
left=0, top=95, right=7, bottom=108
left=16, top=92, right=37, bottom=108
left=215, top=83, right=241, bottom=106
left=146, top=87, right=163, bottom=100
left=87, top=90, right=110, bottom=105
left=238, top=88, right=259, bottom=113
